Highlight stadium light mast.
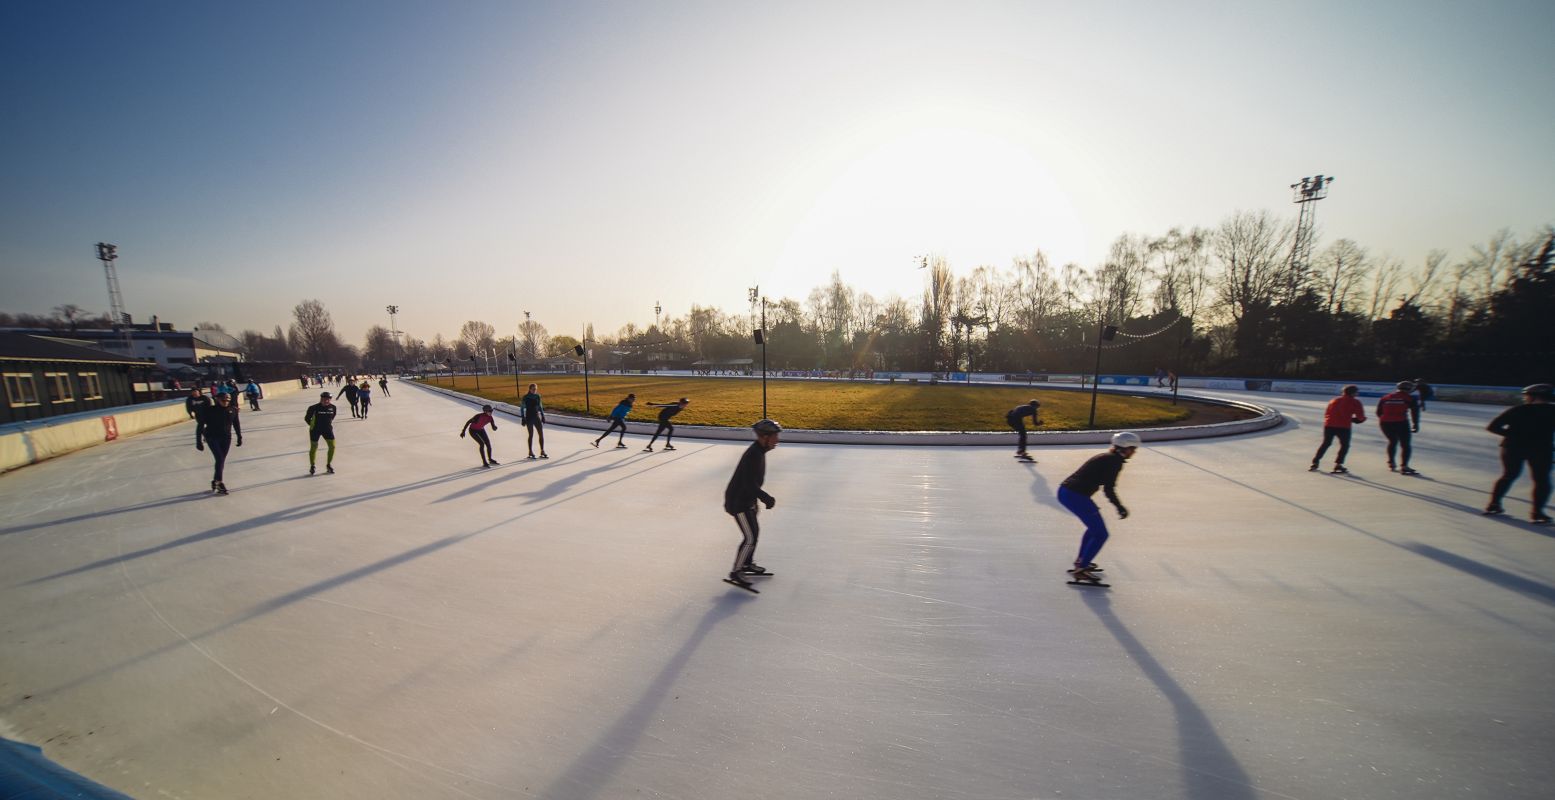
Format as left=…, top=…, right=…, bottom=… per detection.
left=96, top=242, right=133, bottom=355
left=1287, top=174, right=1334, bottom=280
left=386, top=305, right=401, bottom=371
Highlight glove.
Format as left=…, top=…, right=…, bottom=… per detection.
left=1411, top=426, right=1419, bottom=433
left=763, top=497, right=776, bottom=510
left=236, top=437, right=243, bottom=447
left=460, top=431, right=466, bottom=438
left=1116, top=505, right=1129, bottom=519
left=196, top=441, right=204, bottom=451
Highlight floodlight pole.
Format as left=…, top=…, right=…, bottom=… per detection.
left=750, top=286, right=767, bottom=419
left=509, top=351, right=518, bottom=399
left=386, top=305, right=401, bottom=372
left=1088, top=319, right=1106, bottom=428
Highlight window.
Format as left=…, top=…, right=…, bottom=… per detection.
left=45, top=372, right=75, bottom=403
left=4, top=373, right=39, bottom=407
left=79, top=372, right=103, bottom=400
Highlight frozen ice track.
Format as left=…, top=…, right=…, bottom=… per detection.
left=1, top=383, right=1552, bottom=799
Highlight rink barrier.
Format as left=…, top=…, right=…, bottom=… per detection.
left=408, top=380, right=1282, bottom=446
left=0, top=378, right=304, bottom=473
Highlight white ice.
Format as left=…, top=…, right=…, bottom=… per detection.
left=1, top=382, right=1552, bottom=799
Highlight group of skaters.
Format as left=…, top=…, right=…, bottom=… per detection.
left=190, top=376, right=398, bottom=491
left=1309, top=380, right=1552, bottom=522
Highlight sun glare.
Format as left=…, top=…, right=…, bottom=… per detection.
left=769, top=128, right=1088, bottom=300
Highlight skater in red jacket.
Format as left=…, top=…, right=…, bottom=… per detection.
left=1310, top=385, right=1366, bottom=473
left=1376, top=381, right=1421, bottom=475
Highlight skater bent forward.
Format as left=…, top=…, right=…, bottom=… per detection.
left=645, top=398, right=689, bottom=451
left=1484, top=383, right=1555, bottom=522
left=1057, top=432, right=1139, bottom=583
left=1006, top=400, right=1041, bottom=459
left=461, top=404, right=500, bottom=467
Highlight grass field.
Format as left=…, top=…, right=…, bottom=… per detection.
left=419, top=374, right=1250, bottom=431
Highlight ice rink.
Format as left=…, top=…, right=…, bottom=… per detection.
left=2, top=380, right=1552, bottom=799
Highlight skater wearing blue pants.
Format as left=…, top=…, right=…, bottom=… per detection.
left=1057, top=432, right=1139, bottom=584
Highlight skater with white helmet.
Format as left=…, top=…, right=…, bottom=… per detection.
left=723, top=419, right=781, bottom=593
left=1058, top=431, right=1140, bottom=587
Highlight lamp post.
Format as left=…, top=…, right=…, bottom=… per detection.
left=749, top=286, right=767, bottom=419
left=1087, top=320, right=1118, bottom=428
left=386, top=305, right=401, bottom=373
left=574, top=343, right=591, bottom=416
left=470, top=355, right=480, bottom=390
left=509, top=351, right=518, bottom=400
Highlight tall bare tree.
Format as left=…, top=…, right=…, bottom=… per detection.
left=289, top=299, right=338, bottom=365
left=1314, top=239, right=1370, bottom=314
left=1211, top=210, right=1293, bottom=323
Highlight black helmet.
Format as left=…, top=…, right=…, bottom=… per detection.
left=1522, top=383, right=1553, bottom=398
left=752, top=419, right=782, bottom=434
left=320, top=392, right=332, bottom=398
left=482, top=404, right=493, bottom=412
left=1395, top=380, right=1415, bottom=392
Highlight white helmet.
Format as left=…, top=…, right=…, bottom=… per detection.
left=1111, top=431, right=1142, bottom=449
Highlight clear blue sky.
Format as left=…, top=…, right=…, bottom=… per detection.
left=2, top=0, right=1551, bottom=347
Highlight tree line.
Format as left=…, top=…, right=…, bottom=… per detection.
left=6, top=213, right=1550, bottom=385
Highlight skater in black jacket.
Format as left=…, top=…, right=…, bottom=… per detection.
left=644, top=398, right=689, bottom=451
left=304, top=392, right=339, bottom=475
left=339, top=381, right=361, bottom=418
left=1484, top=383, right=1555, bottom=522
left=1006, top=400, right=1041, bottom=459
left=185, top=387, right=210, bottom=419
left=1057, top=432, right=1139, bottom=584
left=723, top=419, right=781, bottom=591
left=195, top=392, right=243, bottom=494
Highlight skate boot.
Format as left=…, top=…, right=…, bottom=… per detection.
left=211, top=479, right=219, bottom=492
left=539, top=452, right=549, bottom=459
left=723, top=572, right=758, bottom=593
left=1482, top=504, right=1505, bottom=516
left=527, top=454, right=537, bottom=460
left=615, top=442, right=628, bottom=449
left=1400, top=466, right=1420, bottom=476
left=643, top=445, right=654, bottom=452
left=215, top=482, right=228, bottom=495
left=663, top=444, right=675, bottom=451
left=591, top=440, right=600, bottom=448
left=326, top=464, right=335, bottom=474
left=488, top=459, right=499, bottom=466
left=740, top=564, right=770, bottom=576
left=1533, top=513, right=1553, bottom=524
left=1331, top=464, right=1349, bottom=474
left=1308, top=462, right=1319, bottom=472
left=309, top=464, right=316, bottom=475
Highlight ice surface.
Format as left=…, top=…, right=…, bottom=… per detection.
left=1, top=382, right=1551, bottom=799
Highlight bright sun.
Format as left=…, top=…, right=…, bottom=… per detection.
left=770, top=127, right=1088, bottom=300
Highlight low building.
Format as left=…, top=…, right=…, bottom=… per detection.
left=0, top=333, right=156, bottom=424
left=0, top=321, right=244, bottom=376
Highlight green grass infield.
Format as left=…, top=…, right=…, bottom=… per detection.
left=419, top=374, right=1252, bottom=432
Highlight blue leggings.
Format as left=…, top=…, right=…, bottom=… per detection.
left=1058, top=485, right=1110, bottom=566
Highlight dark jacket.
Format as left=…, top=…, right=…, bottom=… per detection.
left=723, top=442, right=774, bottom=514
left=1060, top=451, right=1126, bottom=507
left=1488, top=404, right=1555, bottom=452
left=197, top=403, right=242, bottom=443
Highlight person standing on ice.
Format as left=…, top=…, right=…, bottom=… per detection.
left=723, top=419, right=781, bottom=592
left=1484, top=383, right=1554, bottom=523
left=1376, top=381, right=1420, bottom=474
left=195, top=391, right=243, bottom=495
left=1057, top=431, right=1138, bottom=583
left=303, top=391, right=339, bottom=475
left=1310, top=384, right=1365, bottom=473
left=520, top=383, right=548, bottom=459
left=460, top=404, right=500, bottom=468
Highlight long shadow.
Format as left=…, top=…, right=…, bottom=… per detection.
left=1334, top=474, right=1497, bottom=517
left=0, top=492, right=212, bottom=537
left=20, top=465, right=493, bottom=585
left=491, top=446, right=707, bottom=504
left=1077, top=591, right=1258, bottom=800
left=1154, top=450, right=1555, bottom=606
left=1402, top=544, right=1555, bottom=606
left=431, top=451, right=587, bottom=505
left=536, top=594, right=750, bottom=800
left=4, top=446, right=721, bottom=712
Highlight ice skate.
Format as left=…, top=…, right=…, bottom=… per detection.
left=663, top=444, right=675, bottom=451
left=643, top=445, right=654, bottom=452
left=326, top=465, right=335, bottom=474
left=1330, top=465, right=1349, bottom=474
left=1400, top=466, right=1420, bottom=476
left=1533, top=513, right=1553, bottom=524
left=215, top=482, right=228, bottom=495
left=723, top=572, right=759, bottom=593
left=1482, top=504, right=1505, bottom=516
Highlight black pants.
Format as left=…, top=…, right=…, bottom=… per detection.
left=247, top=394, right=260, bottom=411
left=1491, top=446, right=1552, bottom=512
left=206, top=437, right=231, bottom=483
left=730, top=506, right=760, bottom=573
left=348, top=398, right=360, bottom=417
left=359, top=399, right=370, bottom=418
left=525, top=421, right=545, bottom=454
left=470, top=428, right=493, bottom=463
left=379, top=383, right=389, bottom=397
left=1380, top=421, right=1412, bottom=467
left=1312, top=426, right=1352, bottom=465
left=598, top=418, right=627, bottom=443
left=649, top=421, right=674, bottom=446
left=1009, top=419, right=1028, bottom=453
